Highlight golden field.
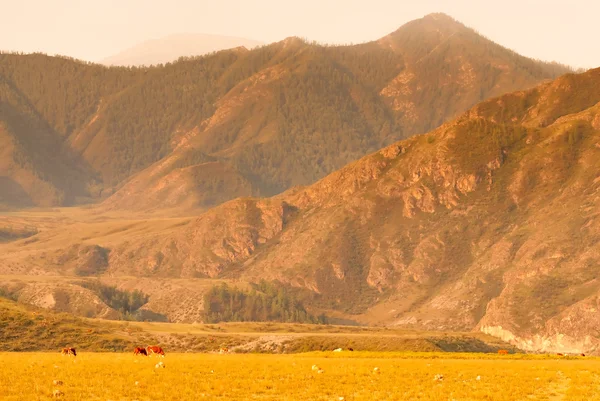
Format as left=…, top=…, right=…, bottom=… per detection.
left=1, top=352, right=599, bottom=400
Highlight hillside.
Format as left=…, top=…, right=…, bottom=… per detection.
left=0, top=13, right=570, bottom=211
left=0, top=296, right=137, bottom=351
left=1, top=67, right=599, bottom=353
left=0, top=294, right=517, bottom=353
left=101, top=33, right=264, bottom=66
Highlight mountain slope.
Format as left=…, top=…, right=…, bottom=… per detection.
left=116, top=67, right=600, bottom=352
left=0, top=13, right=571, bottom=210
left=4, top=67, right=598, bottom=352
left=101, top=33, right=264, bottom=66
left=378, top=13, right=570, bottom=133
left=0, top=74, right=97, bottom=207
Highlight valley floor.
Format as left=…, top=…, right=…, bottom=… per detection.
left=1, top=352, right=597, bottom=400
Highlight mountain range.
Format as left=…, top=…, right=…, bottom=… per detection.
left=3, top=65, right=599, bottom=353
left=0, top=13, right=570, bottom=211
left=2, top=13, right=598, bottom=354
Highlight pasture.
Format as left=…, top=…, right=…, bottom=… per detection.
left=1, top=352, right=599, bottom=400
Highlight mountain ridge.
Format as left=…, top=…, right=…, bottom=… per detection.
left=0, top=13, right=571, bottom=211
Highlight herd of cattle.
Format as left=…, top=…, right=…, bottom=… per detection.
left=61, top=346, right=165, bottom=357
left=59, top=345, right=355, bottom=357
left=60, top=347, right=586, bottom=357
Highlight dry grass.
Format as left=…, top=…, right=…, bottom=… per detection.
left=0, top=296, right=517, bottom=355
left=1, top=352, right=599, bottom=400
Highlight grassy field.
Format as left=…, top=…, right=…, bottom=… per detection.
left=1, top=352, right=599, bottom=400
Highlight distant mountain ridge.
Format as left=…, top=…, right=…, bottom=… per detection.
left=0, top=13, right=572, bottom=210
left=100, top=33, right=264, bottom=66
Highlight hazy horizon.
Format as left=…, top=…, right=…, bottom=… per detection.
left=0, top=0, right=598, bottom=69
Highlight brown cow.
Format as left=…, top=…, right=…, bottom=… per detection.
left=557, top=353, right=564, bottom=356
left=61, top=347, right=76, bottom=357
left=134, top=347, right=148, bottom=356
left=146, top=345, right=165, bottom=357
left=581, top=353, right=586, bottom=357
left=497, top=349, right=509, bottom=355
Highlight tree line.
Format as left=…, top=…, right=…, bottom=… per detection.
left=202, top=281, right=327, bottom=324
left=77, top=281, right=149, bottom=319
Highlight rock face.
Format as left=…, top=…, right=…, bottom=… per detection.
left=2, top=68, right=599, bottom=353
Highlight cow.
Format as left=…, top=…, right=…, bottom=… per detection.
left=219, top=347, right=229, bottom=354
left=333, top=348, right=343, bottom=352
left=497, top=349, right=509, bottom=355
left=134, top=347, right=148, bottom=356
left=146, top=345, right=165, bottom=357
left=557, top=353, right=564, bottom=356
left=61, top=347, right=76, bottom=357
left=581, top=353, right=586, bottom=357
left=347, top=348, right=354, bottom=352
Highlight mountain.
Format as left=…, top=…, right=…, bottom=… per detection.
left=2, top=67, right=599, bottom=353
left=0, top=13, right=571, bottom=211
left=100, top=33, right=264, bottom=66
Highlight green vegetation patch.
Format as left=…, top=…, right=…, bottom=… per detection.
left=77, top=281, right=151, bottom=320
left=202, top=281, right=327, bottom=324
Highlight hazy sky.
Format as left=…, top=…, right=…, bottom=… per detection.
left=0, top=0, right=597, bottom=69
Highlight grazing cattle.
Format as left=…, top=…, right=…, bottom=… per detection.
left=219, top=347, right=229, bottom=354
left=581, top=353, right=586, bottom=357
left=134, top=347, right=148, bottom=356
left=347, top=348, right=354, bottom=352
left=333, top=348, right=343, bottom=352
left=557, top=353, right=564, bottom=356
left=61, top=347, right=76, bottom=357
left=497, top=349, right=509, bottom=355
left=146, top=345, right=165, bottom=357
